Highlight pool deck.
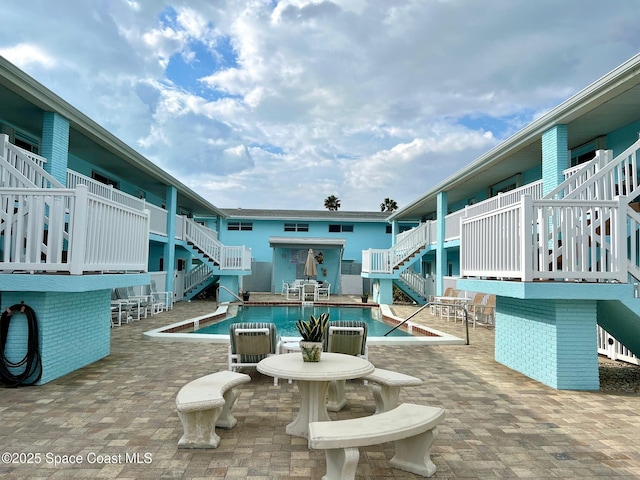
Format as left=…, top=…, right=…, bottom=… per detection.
left=1, top=293, right=640, bottom=479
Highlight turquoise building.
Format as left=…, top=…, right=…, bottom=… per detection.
left=218, top=209, right=403, bottom=295
left=365, top=53, right=640, bottom=390
left=0, top=56, right=250, bottom=383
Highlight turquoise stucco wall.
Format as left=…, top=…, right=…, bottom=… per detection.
left=495, top=297, right=599, bottom=390
left=2, top=290, right=110, bottom=385
left=218, top=218, right=391, bottom=262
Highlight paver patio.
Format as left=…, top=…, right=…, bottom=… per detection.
left=1, top=294, right=639, bottom=479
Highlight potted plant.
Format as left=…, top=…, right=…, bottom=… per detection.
left=295, top=313, right=329, bottom=362
left=361, top=292, right=369, bottom=303
left=242, top=290, right=250, bottom=301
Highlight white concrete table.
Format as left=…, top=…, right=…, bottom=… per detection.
left=257, top=352, right=374, bottom=438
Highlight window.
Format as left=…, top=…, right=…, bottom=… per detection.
left=386, top=225, right=413, bottom=234
left=91, top=170, right=119, bottom=189
left=329, top=224, right=353, bottom=233
left=227, top=221, right=253, bottom=231
left=284, top=223, right=309, bottom=232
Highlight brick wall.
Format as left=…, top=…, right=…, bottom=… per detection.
left=2, top=290, right=111, bottom=385
left=41, top=112, right=69, bottom=185
left=541, top=124, right=569, bottom=196
left=495, top=296, right=599, bottom=390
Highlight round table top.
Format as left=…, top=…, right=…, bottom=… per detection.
left=257, top=352, right=374, bottom=381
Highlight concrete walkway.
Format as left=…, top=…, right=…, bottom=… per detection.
left=1, top=295, right=639, bottom=479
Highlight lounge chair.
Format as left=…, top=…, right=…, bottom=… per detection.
left=324, top=320, right=369, bottom=412
left=228, top=322, right=280, bottom=385
left=324, top=320, right=368, bottom=359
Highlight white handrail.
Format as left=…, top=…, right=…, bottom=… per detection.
left=182, top=217, right=252, bottom=270
left=1, top=134, right=63, bottom=189
left=184, top=262, right=214, bottom=294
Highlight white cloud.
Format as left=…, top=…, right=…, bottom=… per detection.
left=1, top=0, right=639, bottom=211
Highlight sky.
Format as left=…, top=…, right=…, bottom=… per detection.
left=1, top=1, right=639, bottom=212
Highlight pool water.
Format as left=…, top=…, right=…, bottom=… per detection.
left=192, top=305, right=411, bottom=337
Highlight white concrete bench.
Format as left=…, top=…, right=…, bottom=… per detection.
left=364, top=368, right=423, bottom=413
left=308, top=403, right=445, bottom=479
left=175, top=371, right=251, bottom=449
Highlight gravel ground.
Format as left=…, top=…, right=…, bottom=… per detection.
left=599, top=358, right=640, bottom=393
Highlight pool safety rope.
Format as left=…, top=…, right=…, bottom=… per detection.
left=0, top=303, right=42, bottom=387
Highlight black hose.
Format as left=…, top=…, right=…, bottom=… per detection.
left=0, top=303, right=42, bottom=387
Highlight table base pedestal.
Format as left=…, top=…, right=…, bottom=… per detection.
left=286, top=380, right=331, bottom=438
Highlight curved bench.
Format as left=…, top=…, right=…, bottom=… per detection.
left=364, top=368, right=423, bottom=413
left=308, top=403, right=445, bottom=479
left=175, top=371, right=251, bottom=448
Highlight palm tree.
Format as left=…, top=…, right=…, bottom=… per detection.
left=380, top=198, right=398, bottom=212
left=324, top=195, right=341, bottom=211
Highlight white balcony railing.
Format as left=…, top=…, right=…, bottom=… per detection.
left=0, top=185, right=149, bottom=274
left=445, top=181, right=544, bottom=241
left=461, top=195, right=626, bottom=282
left=66, top=170, right=168, bottom=235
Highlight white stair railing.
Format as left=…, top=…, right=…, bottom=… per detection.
left=362, top=221, right=433, bottom=274
left=181, top=217, right=251, bottom=270
left=184, top=262, right=214, bottom=294
left=546, top=138, right=640, bottom=201
left=399, top=270, right=428, bottom=299
left=1, top=134, right=63, bottom=189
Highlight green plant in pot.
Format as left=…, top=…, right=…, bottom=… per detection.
left=295, top=313, right=329, bottom=362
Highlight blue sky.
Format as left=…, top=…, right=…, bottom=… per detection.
left=1, top=0, right=639, bottom=211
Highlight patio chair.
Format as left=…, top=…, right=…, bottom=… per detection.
left=324, top=321, right=368, bottom=359
left=228, top=322, right=281, bottom=385
left=473, top=294, right=496, bottom=328
left=112, top=288, right=144, bottom=321
left=126, top=286, right=153, bottom=318
left=150, top=280, right=173, bottom=311
left=286, top=282, right=300, bottom=300
left=302, top=282, right=318, bottom=302
left=281, top=280, right=290, bottom=295
left=324, top=320, right=369, bottom=411
left=317, top=282, right=330, bottom=300
left=429, top=287, right=453, bottom=316
left=457, top=292, right=486, bottom=324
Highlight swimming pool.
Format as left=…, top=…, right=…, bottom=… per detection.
left=143, top=303, right=466, bottom=346
left=193, top=305, right=410, bottom=337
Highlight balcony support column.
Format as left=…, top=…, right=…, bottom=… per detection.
left=163, top=186, right=177, bottom=298
left=435, top=191, right=448, bottom=296
left=41, top=112, right=69, bottom=186
left=542, top=125, right=569, bottom=196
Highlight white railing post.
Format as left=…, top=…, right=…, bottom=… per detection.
left=69, top=184, right=89, bottom=275
left=520, top=195, right=533, bottom=282
left=615, top=197, right=627, bottom=283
